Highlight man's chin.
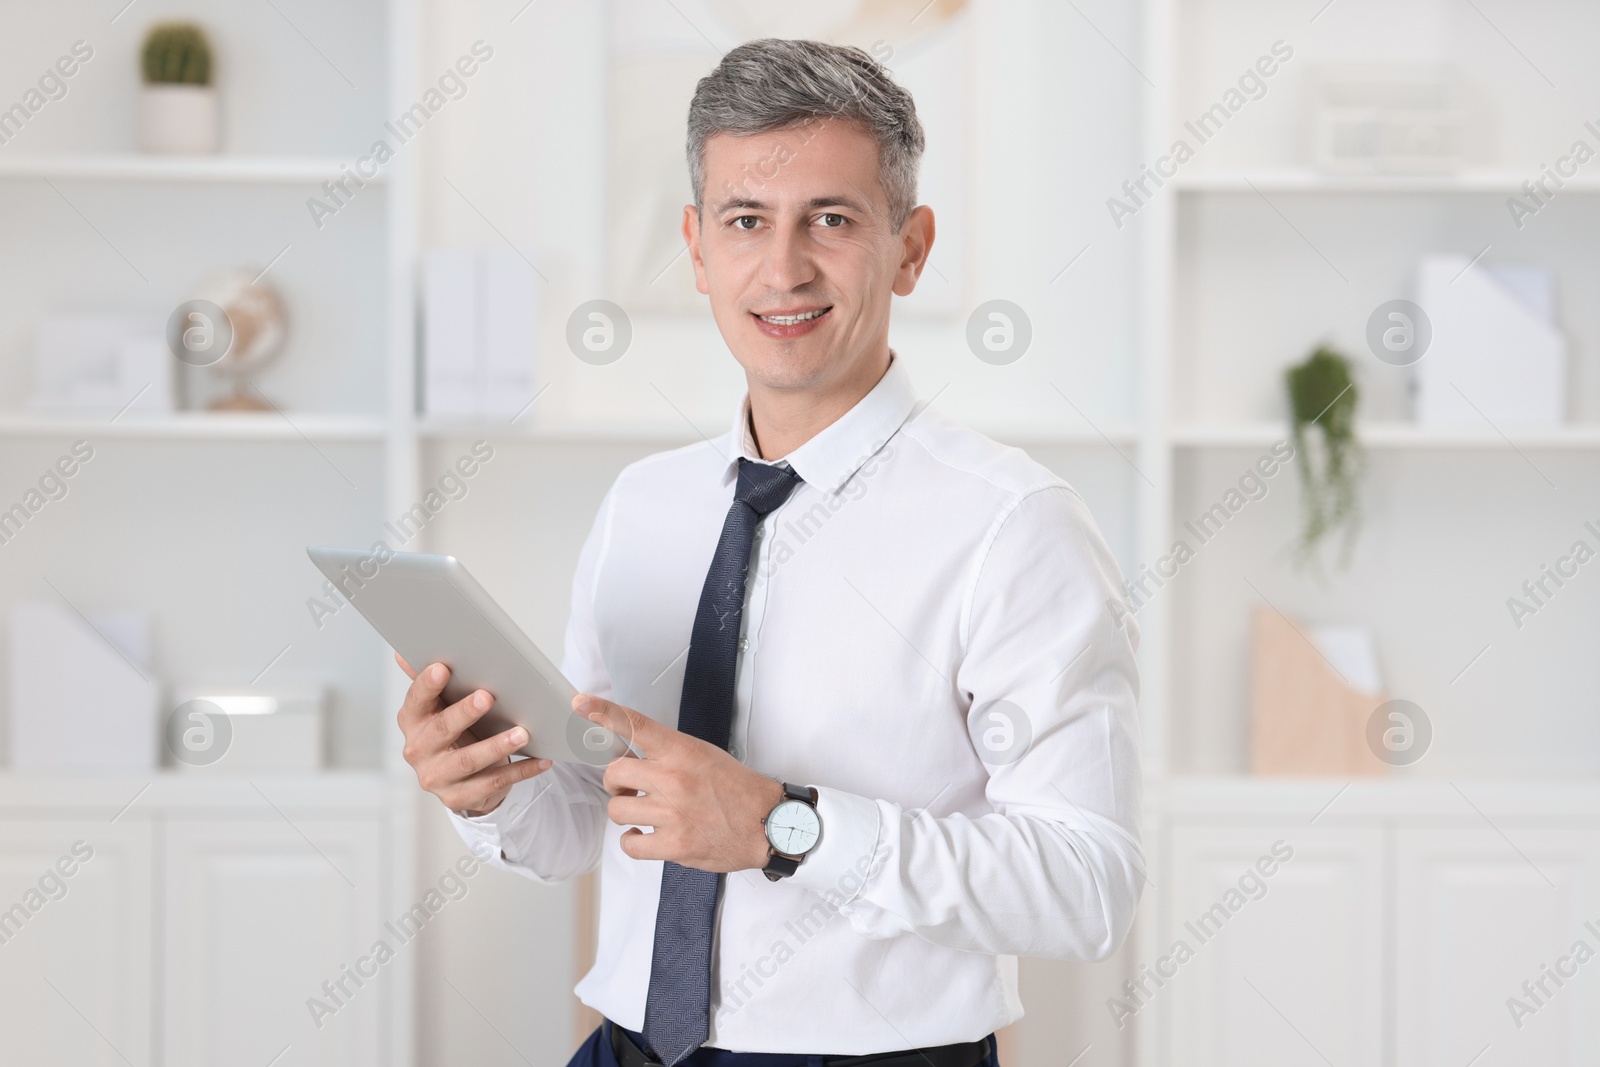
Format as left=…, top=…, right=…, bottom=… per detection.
left=736, top=343, right=833, bottom=391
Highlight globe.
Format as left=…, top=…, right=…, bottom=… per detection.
left=191, top=266, right=288, bottom=411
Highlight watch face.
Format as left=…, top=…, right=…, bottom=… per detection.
left=765, top=799, right=821, bottom=856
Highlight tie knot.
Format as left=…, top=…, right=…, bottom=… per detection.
left=735, top=457, right=803, bottom=516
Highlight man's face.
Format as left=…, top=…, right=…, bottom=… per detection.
left=684, top=119, right=933, bottom=392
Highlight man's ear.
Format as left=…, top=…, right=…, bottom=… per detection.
left=682, top=204, right=710, bottom=295
left=892, top=204, right=936, bottom=297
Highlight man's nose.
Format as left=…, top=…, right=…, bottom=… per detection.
left=758, top=223, right=818, bottom=293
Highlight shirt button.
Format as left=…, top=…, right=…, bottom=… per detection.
left=738, top=638, right=749, bottom=652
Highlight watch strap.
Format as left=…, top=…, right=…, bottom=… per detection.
left=762, top=854, right=800, bottom=881
left=782, top=782, right=814, bottom=804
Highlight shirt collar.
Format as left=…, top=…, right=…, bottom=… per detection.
left=721, top=351, right=918, bottom=497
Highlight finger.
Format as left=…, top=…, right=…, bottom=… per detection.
left=606, top=793, right=663, bottom=828
left=617, top=826, right=674, bottom=863
left=428, top=688, right=496, bottom=749
left=395, top=652, right=418, bottom=681
left=425, top=723, right=530, bottom=789
left=598, top=755, right=641, bottom=797
left=572, top=694, right=660, bottom=756
left=398, top=662, right=451, bottom=728
left=602, top=752, right=664, bottom=798
left=439, top=755, right=553, bottom=813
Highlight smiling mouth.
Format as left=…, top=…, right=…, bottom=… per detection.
left=755, top=307, right=831, bottom=326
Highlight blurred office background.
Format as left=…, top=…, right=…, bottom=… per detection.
left=1, top=0, right=1598, bottom=1064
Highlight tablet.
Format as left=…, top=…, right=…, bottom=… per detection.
left=306, top=546, right=631, bottom=765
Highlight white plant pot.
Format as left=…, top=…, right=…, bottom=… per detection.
left=139, top=84, right=220, bottom=154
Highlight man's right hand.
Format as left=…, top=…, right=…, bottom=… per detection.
left=395, top=654, right=553, bottom=816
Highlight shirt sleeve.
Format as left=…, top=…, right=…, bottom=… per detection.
left=447, top=484, right=619, bottom=883
left=786, top=484, right=1145, bottom=960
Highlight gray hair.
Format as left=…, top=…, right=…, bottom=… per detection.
left=686, top=38, right=925, bottom=231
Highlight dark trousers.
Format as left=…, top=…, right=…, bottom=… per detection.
left=565, top=1019, right=1001, bottom=1067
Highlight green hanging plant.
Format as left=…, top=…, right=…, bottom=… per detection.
left=141, top=22, right=214, bottom=86
left=1285, top=346, right=1363, bottom=568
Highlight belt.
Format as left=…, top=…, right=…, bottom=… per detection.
left=608, top=1020, right=991, bottom=1067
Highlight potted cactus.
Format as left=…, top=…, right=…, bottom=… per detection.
left=139, top=22, right=218, bottom=154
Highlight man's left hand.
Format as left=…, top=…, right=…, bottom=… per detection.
left=574, top=694, right=784, bottom=873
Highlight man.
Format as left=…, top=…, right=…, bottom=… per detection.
left=396, top=37, right=1142, bottom=1067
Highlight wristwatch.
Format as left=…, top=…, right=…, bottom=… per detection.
left=761, top=782, right=821, bottom=881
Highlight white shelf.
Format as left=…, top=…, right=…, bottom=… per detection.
left=0, top=770, right=398, bottom=813
left=417, top=417, right=1141, bottom=445
left=417, top=417, right=711, bottom=442
left=0, top=153, right=381, bottom=184
left=0, top=411, right=386, bottom=441
left=1172, top=169, right=1600, bottom=194
left=1170, top=421, right=1600, bottom=449
left=1162, top=776, right=1600, bottom=820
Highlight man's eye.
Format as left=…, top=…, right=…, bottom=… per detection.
left=818, top=213, right=846, bottom=227
left=733, top=216, right=760, bottom=230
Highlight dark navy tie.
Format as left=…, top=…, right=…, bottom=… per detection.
left=642, top=457, right=804, bottom=1066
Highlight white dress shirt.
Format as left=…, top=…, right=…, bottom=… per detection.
left=450, top=352, right=1144, bottom=1055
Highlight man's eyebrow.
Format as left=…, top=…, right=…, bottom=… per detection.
left=804, top=195, right=869, bottom=212
left=711, top=194, right=871, bottom=215
left=713, top=197, right=768, bottom=214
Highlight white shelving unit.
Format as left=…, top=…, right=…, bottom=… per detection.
left=1134, top=2, right=1600, bottom=1064
left=0, top=1, right=422, bottom=1063
left=1149, top=1, right=1600, bottom=779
